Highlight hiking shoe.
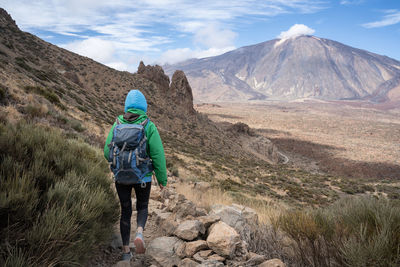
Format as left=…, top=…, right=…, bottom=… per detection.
left=121, top=251, right=132, bottom=261
left=134, top=232, right=145, bottom=254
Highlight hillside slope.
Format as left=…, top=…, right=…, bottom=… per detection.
left=1, top=8, right=399, bottom=210
left=165, top=36, right=400, bottom=103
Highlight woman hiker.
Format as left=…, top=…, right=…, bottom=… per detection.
left=104, top=89, right=167, bottom=260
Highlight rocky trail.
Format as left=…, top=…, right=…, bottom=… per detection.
left=89, top=177, right=286, bottom=267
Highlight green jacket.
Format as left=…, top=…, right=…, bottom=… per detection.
left=104, top=108, right=167, bottom=186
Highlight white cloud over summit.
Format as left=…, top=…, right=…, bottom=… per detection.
left=277, top=24, right=315, bottom=39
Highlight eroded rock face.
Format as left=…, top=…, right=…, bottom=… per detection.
left=170, top=70, right=195, bottom=114
left=137, top=61, right=170, bottom=90
left=146, top=236, right=184, bottom=267
left=206, top=221, right=240, bottom=259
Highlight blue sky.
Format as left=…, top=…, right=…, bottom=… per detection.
left=1, top=0, right=399, bottom=72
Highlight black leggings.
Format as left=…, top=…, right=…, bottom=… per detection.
left=115, top=182, right=151, bottom=246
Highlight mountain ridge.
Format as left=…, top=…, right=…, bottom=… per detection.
left=164, top=35, right=400, bottom=104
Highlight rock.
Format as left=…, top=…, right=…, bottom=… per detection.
left=228, top=122, right=253, bottom=136
left=196, top=207, right=208, bottom=217
left=207, top=254, right=225, bottom=262
left=198, top=215, right=220, bottom=230
left=146, top=236, right=184, bottom=267
left=175, top=241, right=187, bottom=258
left=258, top=259, right=286, bottom=267
left=113, top=260, right=130, bottom=267
left=234, top=240, right=249, bottom=261
left=174, top=220, right=205, bottom=241
left=179, top=258, right=200, bottom=267
left=169, top=70, right=195, bottom=114
left=193, top=251, right=206, bottom=263
left=176, top=200, right=199, bottom=218
left=198, top=260, right=224, bottom=267
left=209, top=204, right=258, bottom=239
left=137, top=61, right=170, bottom=90
left=246, top=252, right=266, bottom=266
left=153, top=209, right=173, bottom=223
left=161, top=187, right=174, bottom=199
left=185, top=240, right=208, bottom=257
left=198, top=250, right=214, bottom=258
left=161, top=214, right=179, bottom=236
left=206, top=221, right=240, bottom=258
left=193, top=181, right=211, bottom=192
left=150, top=187, right=162, bottom=201
left=109, top=232, right=122, bottom=250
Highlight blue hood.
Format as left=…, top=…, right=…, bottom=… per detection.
left=124, top=90, right=147, bottom=113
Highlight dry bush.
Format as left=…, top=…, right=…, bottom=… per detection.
left=275, top=196, right=400, bottom=267
left=175, top=182, right=233, bottom=211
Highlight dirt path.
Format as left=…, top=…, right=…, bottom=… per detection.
left=89, top=187, right=166, bottom=267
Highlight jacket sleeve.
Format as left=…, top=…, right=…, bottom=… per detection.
left=146, top=122, right=167, bottom=186
left=104, top=122, right=117, bottom=160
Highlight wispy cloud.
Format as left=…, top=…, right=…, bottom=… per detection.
left=362, top=9, right=400, bottom=28
left=340, top=0, right=364, bottom=5
left=1, top=0, right=327, bottom=69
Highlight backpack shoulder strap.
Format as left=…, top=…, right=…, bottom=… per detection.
left=140, top=118, right=148, bottom=126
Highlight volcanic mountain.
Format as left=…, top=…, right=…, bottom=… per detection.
left=164, top=36, right=400, bottom=103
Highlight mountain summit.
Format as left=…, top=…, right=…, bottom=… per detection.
left=165, top=35, right=400, bottom=103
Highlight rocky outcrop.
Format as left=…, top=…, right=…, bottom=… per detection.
left=137, top=61, right=170, bottom=90
left=0, top=9, right=18, bottom=30
left=169, top=70, right=195, bottom=114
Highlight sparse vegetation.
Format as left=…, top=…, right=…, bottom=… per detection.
left=273, top=196, right=400, bottom=267
left=24, top=85, right=61, bottom=105
left=0, top=121, right=118, bottom=266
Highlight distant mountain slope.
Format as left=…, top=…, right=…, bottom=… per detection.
left=164, top=36, right=400, bottom=103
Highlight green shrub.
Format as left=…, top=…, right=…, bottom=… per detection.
left=274, top=196, right=400, bottom=267
left=69, top=118, right=86, bottom=132
left=0, top=121, right=119, bottom=266
left=24, top=85, right=61, bottom=105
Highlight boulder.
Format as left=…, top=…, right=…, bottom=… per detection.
left=198, top=215, right=220, bottom=230
left=161, top=214, right=179, bottom=236
left=209, top=204, right=258, bottom=239
left=258, top=259, right=286, bottom=267
left=185, top=240, right=208, bottom=257
left=174, top=220, right=205, bottom=241
left=179, top=258, right=200, bottom=267
left=146, top=236, right=184, bottom=267
left=176, top=200, right=199, bottom=218
left=206, top=221, right=240, bottom=258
